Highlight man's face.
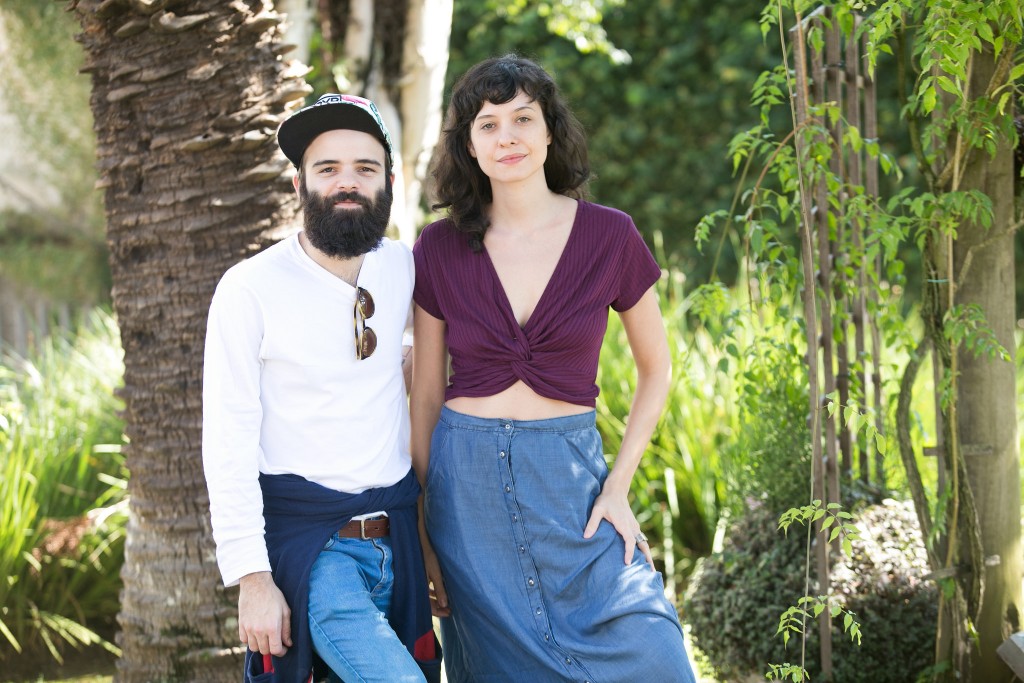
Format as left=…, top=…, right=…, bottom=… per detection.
left=296, top=129, right=393, bottom=259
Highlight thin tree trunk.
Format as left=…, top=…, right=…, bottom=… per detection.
left=71, top=1, right=307, bottom=679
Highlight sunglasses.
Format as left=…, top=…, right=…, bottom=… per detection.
left=354, top=286, right=377, bottom=360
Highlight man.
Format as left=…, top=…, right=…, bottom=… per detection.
left=202, top=94, right=437, bottom=683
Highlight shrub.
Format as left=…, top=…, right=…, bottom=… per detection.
left=723, top=332, right=814, bottom=518
left=0, top=309, right=126, bottom=663
left=684, top=498, right=936, bottom=682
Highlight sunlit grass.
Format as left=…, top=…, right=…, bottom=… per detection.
left=0, top=309, right=126, bottom=664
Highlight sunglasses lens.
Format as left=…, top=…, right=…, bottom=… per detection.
left=357, top=288, right=375, bottom=318
left=360, top=326, right=377, bottom=359
left=354, top=287, right=376, bottom=360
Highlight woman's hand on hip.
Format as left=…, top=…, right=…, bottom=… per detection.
left=583, top=485, right=654, bottom=569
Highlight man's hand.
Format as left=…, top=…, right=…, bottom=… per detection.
left=238, top=571, right=292, bottom=656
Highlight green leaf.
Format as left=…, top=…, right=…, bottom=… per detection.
left=936, top=75, right=961, bottom=96
left=874, top=430, right=887, bottom=454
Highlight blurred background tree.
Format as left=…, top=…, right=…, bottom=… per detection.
left=0, top=0, right=108, bottom=354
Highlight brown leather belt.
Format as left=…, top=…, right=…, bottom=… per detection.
left=337, top=517, right=389, bottom=539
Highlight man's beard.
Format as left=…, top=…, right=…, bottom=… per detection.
left=300, top=181, right=393, bottom=258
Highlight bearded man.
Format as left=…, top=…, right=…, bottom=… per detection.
left=202, top=95, right=439, bottom=683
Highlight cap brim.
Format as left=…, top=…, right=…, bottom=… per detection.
left=278, top=104, right=390, bottom=167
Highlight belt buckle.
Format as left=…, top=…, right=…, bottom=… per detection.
left=360, top=518, right=369, bottom=540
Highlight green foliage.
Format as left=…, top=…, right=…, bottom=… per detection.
left=0, top=309, right=125, bottom=663
left=0, top=218, right=111, bottom=307
left=721, top=327, right=815, bottom=516
left=684, top=503, right=809, bottom=681
left=0, top=2, right=108, bottom=306
left=685, top=499, right=937, bottom=683
left=495, top=0, right=629, bottom=60
left=693, top=1, right=1022, bottom=676
left=0, top=1, right=101, bottom=236
left=778, top=500, right=861, bottom=558
left=448, top=0, right=780, bottom=284
left=768, top=593, right=863, bottom=681
left=943, top=304, right=1011, bottom=362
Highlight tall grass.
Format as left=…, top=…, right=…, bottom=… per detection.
left=0, top=309, right=126, bottom=663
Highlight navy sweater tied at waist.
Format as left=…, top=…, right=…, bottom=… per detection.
left=244, top=469, right=439, bottom=683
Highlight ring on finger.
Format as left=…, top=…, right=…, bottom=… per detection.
left=635, top=532, right=649, bottom=545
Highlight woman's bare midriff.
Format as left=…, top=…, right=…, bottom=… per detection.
left=445, top=380, right=593, bottom=421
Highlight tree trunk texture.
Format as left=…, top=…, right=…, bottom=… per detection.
left=924, top=42, right=1021, bottom=682
left=70, top=0, right=308, bottom=679
left=954, top=47, right=1021, bottom=683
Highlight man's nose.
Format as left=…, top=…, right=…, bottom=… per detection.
left=333, top=169, right=360, bottom=190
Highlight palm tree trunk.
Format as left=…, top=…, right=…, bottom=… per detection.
left=71, top=1, right=307, bottom=679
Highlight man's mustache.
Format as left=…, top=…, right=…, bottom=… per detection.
left=326, top=191, right=371, bottom=208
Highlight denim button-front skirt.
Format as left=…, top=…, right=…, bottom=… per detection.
left=424, top=406, right=696, bottom=683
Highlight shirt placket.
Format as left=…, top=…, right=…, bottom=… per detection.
left=497, top=423, right=593, bottom=682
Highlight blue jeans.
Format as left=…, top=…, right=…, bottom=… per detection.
left=308, top=533, right=426, bottom=683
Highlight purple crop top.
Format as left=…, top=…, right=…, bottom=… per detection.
left=412, top=200, right=661, bottom=407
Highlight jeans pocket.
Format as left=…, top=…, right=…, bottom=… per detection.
left=425, top=421, right=452, bottom=489
left=369, top=538, right=392, bottom=599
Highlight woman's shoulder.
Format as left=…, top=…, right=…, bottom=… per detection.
left=576, top=201, right=640, bottom=241
left=415, top=217, right=465, bottom=254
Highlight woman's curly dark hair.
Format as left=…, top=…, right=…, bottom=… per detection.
left=431, top=54, right=590, bottom=251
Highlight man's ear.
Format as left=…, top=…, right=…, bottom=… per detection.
left=292, top=172, right=301, bottom=197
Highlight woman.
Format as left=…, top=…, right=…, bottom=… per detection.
left=411, top=55, right=696, bottom=683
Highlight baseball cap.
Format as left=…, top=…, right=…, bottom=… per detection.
left=277, top=93, right=394, bottom=168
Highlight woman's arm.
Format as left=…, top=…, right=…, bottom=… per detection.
left=410, top=303, right=450, bottom=615
left=411, top=304, right=448, bottom=484
left=582, top=287, right=671, bottom=567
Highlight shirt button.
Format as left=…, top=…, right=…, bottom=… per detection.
left=505, top=485, right=511, bottom=493
left=528, top=578, right=535, bottom=586
left=565, top=657, right=571, bottom=665
left=535, top=608, right=542, bottom=615
left=512, top=514, right=518, bottom=522
left=500, top=451, right=506, bottom=459
left=519, top=545, right=526, bottom=553
left=544, top=633, right=550, bottom=641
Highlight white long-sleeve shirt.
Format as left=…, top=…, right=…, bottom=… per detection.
left=202, top=233, right=413, bottom=586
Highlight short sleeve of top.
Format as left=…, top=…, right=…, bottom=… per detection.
left=412, top=201, right=661, bottom=407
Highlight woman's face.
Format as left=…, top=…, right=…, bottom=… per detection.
left=467, top=90, right=551, bottom=187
